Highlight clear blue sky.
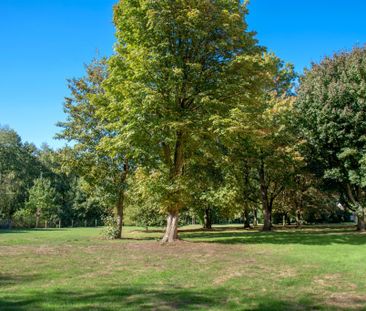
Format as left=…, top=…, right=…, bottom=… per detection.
left=1, top=0, right=366, bottom=149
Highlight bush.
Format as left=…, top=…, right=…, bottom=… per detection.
left=101, top=216, right=120, bottom=239
left=13, top=209, right=36, bottom=228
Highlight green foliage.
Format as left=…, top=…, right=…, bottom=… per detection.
left=12, top=208, right=36, bottom=228
left=58, top=58, right=130, bottom=238
left=0, top=126, right=43, bottom=220
left=102, top=0, right=264, bottom=220
left=295, top=46, right=366, bottom=224
left=26, top=177, right=60, bottom=223
left=101, top=215, right=121, bottom=239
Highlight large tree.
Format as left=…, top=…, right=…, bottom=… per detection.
left=103, top=0, right=264, bottom=242
left=295, top=46, right=366, bottom=231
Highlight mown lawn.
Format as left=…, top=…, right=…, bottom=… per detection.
left=0, top=225, right=365, bottom=310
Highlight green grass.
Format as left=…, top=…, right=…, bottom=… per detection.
left=1, top=225, right=366, bottom=310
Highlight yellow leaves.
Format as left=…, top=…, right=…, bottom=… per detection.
left=187, top=8, right=200, bottom=20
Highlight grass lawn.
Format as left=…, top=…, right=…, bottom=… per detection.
left=1, top=225, right=366, bottom=310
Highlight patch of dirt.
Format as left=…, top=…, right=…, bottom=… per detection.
left=213, top=271, right=244, bottom=285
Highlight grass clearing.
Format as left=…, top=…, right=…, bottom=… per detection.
left=1, top=225, right=366, bottom=310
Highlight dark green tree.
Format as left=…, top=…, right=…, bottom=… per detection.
left=295, top=46, right=366, bottom=231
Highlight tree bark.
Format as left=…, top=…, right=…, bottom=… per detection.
left=161, top=211, right=179, bottom=243
left=253, top=207, right=258, bottom=227
left=243, top=207, right=250, bottom=229
left=259, top=160, right=272, bottom=231
left=35, top=210, right=40, bottom=228
left=114, top=159, right=129, bottom=239
left=357, top=209, right=365, bottom=232
left=115, top=196, right=123, bottom=239
left=161, top=131, right=185, bottom=243
left=346, top=184, right=365, bottom=232
left=262, top=205, right=272, bottom=231
left=203, top=208, right=212, bottom=229
left=295, top=209, right=302, bottom=228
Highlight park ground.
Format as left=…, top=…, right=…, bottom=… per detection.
left=1, top=225, right=366, bottom=310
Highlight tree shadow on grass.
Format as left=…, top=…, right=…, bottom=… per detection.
left=0, top=274, right=40, bottom=287
left=0, top=285, right=348, bottom=311
left=179, top=228, right=366, bottom=246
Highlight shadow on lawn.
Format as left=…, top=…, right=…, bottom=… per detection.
left=179, top=228, right=366, bottom=246
left=0, top=285, right=340, bottom=311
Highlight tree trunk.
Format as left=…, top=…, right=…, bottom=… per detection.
left=243, top=207, right=250, bottom=229
left=161, top=211, right=179, bottom=243
left=115, top=192, right=124, bottom=239
left=114, top=160, right=129, bottom=239
left=161, top=131, right=185, bottom=243
left=262, top=205, right=272, bottom=231
left=295, top=209, right=302, bottom=228
left=203, top=208, right=212, bottom=229
left=259, top=160, right=272, bottom=231
left=357, top=209, right=365, bottom=232
left=253, top=207, right=258, bottom=227
left=35, top=211, right=40, bottom=228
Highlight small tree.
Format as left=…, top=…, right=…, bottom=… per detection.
left=26, top=177, right=59, bottom=227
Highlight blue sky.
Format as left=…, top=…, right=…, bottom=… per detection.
left=1, top=0, right=366, bottom=149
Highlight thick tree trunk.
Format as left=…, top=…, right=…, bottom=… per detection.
left=262, top=205, right=272, bottom=231
left=203, top=208, right=212, bottom=229
left=161, top=131, right=185, bottom=243
left=162, top=211, right=179, bottom=243
left=357, top=209, right=365, bottom=232
left=243, top=207, right=250, bottom=229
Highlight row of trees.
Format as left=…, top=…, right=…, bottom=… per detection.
left=0, top=129, right=108, bottom=228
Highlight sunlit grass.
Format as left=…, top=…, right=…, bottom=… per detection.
left=1, top=225, right=365, bottom=310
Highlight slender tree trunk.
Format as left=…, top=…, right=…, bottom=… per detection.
left=253, top=207, right=258, bottom=227
left=203, top=208, right=212, bottom=229
left=114, top=160, right=129, bottom=239
left=35, top=210, right=40, bottom=228
left=259, top=160, right=272, bottom=231
left=295, top=209, right=302, bottom=228
left=115, top=196, right=124, bottom=239
left=243, top=207, right=250, bottom=229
